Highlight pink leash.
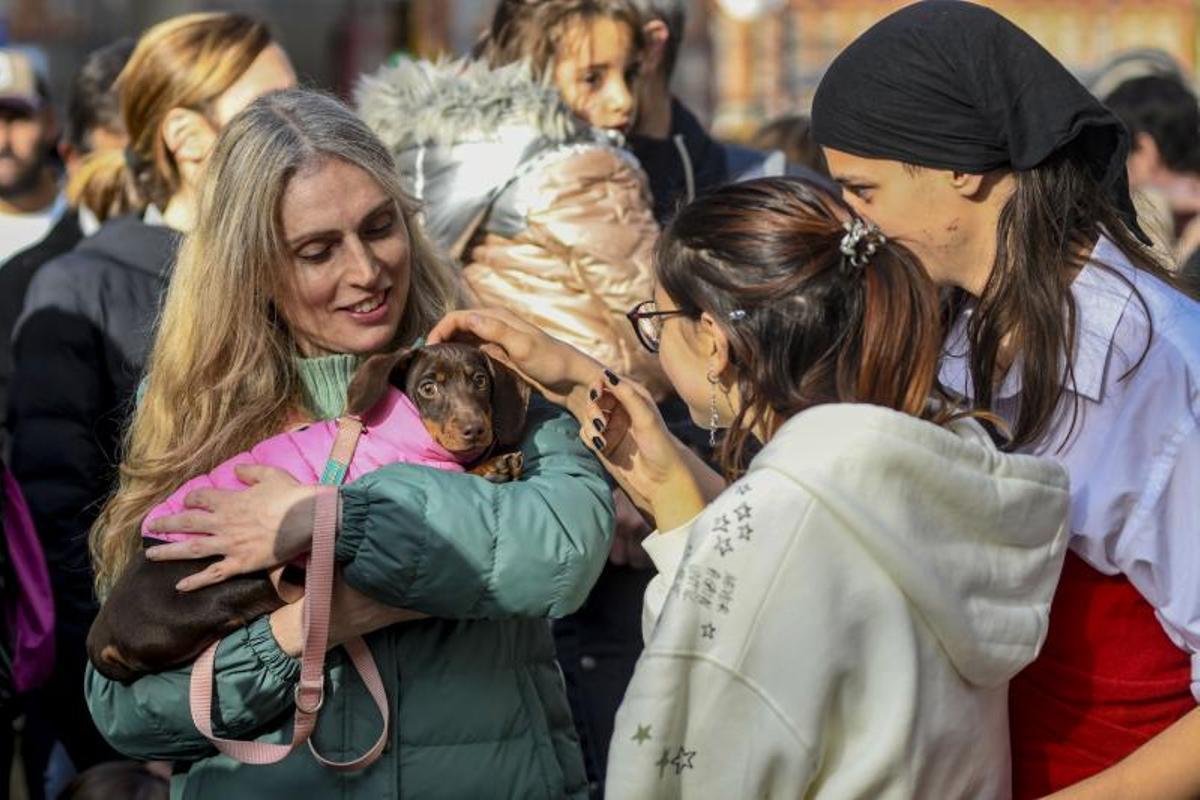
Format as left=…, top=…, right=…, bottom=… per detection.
left=189, top=416, right=390, bottom=770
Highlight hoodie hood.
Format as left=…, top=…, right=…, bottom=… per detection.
left=752, top=403, right=1070, bottom=687
left=356, top=58, right=597, bottom=255
left=74, top=214, right=180, bottom=280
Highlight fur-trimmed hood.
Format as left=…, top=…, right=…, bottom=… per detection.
left=357, top=57, right=586, bottom=151
left=357, top=58, right=612, bottom=255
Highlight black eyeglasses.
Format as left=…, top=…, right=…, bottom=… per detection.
left=626, top=300, right=691, bottom=353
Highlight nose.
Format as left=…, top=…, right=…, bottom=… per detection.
left=346, top=236, right=382, bottom=286
left=458, top=419, right=486, bottom=443
left=605, top=78, right=634, bottom=121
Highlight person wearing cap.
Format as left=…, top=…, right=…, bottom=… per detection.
left=0, top=38, right=134, bottom=452
left=0, top=48, right=62, bottom=266
left=811, top=2, right=1200, bottom=798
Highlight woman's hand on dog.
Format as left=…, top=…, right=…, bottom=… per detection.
left=144, top=464, right=319, bottom=592
left=428, top=309, right=599, bottom=418
left=582, top=370, right=706, bottom=532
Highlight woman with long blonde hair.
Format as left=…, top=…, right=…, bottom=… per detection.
left=85, top=88, right=613, bottom=798
left=7, top=11, right=294, bottom=778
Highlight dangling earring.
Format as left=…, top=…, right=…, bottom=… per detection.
left=707, top=370, right=720, bottom=447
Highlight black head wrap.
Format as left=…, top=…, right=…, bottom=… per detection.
left=811, top=0, right=1145, bottom=240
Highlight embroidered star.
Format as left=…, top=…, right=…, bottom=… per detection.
left=700, top=623, right=716, bottom=639
left=656, top=748, right=672, bottom=778
left=712, top=513, right=731, bottom=533
left=715, top=536, right=733, bottom=556
left=735, top=482, right=752, bottom=495
left=632, top=724, right=652, bottom=745
left=734, top=502, right=752, bottom=521
left=737, top=523, right=753, bottom=541
left=670, top=746, right=697, bottom=774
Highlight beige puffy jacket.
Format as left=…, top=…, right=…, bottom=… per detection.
left=358, top=58, right=668, bottom=397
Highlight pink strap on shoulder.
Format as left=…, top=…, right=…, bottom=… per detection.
left=189, top=416, right=390, bottom=770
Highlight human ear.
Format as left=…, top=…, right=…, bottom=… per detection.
left=949, top=170, right=987, bottom=199
left=641, top=20, right=670, bottom=75
left=698, top=312, right=732, bottom=379
left=161, top=107, right=216, bottom=166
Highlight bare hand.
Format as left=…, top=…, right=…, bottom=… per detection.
left=582, top=371, right=704, bottom=530
left=427, top=309, right=599, bottom=416
left=144, top=465, right=322, bottom=592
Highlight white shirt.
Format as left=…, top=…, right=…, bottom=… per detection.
left=606, top=404, right=1070, bottom=799
left=941, top=236, right=1200, bottom=700
left=0, top=192, right=65, bottom=265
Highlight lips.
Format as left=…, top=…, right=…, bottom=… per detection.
left=342, top=288, right=391, bottom=321
left=349, top=293, right=385, bottom=314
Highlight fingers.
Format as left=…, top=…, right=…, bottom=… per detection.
left=145, top=536, right=220, bottom=562
left=181, top=487, right=229, bottom=511
left=427, top=309, right=530, bottom=349
left=584, top=371, right=661, bottom=438
left=145, top=510, right=218, bottom=537
left=233, top=463, right=299, bottom=487
left=175, top=562, right=230, bottom=593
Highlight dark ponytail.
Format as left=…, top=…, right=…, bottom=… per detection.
left=656, top=177, right=952, bottom=478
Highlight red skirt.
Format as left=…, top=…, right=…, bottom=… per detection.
left=1010, top=551, right=1195, bottom=798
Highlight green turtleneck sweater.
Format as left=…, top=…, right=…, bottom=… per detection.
left=294, top=353, right=363, bottom=420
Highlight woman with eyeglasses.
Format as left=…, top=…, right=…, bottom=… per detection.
left=428, top=176, right=1072, bottom=798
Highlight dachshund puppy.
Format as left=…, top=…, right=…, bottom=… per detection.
left=88, top=343, right=529, bottom=683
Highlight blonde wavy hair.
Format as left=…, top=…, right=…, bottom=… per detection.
left=91, top=89, right=460, bottom=595
left=68, top=12, right=271, bottom=222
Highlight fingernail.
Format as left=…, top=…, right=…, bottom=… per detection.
left=604, top=369, right=620, bottom=385
left=592, top=418, right=605, bottom=433
left=589, top=388, right=599, bottom=401
left=591, top=436, right=605, bottom=450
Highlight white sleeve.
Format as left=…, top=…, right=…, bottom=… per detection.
left=1117, top=416, right=1200, bottom=701
left=641, top=522, right=693, bottom=643
left=605, top=656, right=814, bottom=800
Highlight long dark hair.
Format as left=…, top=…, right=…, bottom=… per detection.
left=657, top=177, right=954, bottom=477
left=963, top=144, right=1185, bottom=450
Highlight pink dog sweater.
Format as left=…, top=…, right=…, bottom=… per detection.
left=142, top=388, right=465, bottom=542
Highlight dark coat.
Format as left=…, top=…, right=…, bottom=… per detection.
left=628, top=98, right=833, bottom=225
left=0, top=211, right=83, bottom=437
left=7, top=215, right=179, bottom=630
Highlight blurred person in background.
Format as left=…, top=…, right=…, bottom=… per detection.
left=751, top=113, right=829, bottom=177
left=0, top=48, right=62, bottom=266
left=56, top=761, right=167, bottom=800
left=1104, top=73, right=1200, bottom=280
left=626, top=0, right=789, bottom=225
left=7, top=14, right=294, bottom=797
left=0, top=38, right=135, bottom=453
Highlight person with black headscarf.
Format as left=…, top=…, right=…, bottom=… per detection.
left=812, top=3, right=1200, bottom=798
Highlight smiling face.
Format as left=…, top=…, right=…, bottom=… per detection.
left=552, top=16, right=640, bottom=134
left=277, top=157, right=410, bottom=357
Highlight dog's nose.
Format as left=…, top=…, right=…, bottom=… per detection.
left=459, top=421, right=486, bottom=443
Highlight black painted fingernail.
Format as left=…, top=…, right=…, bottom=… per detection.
left=592, top=418, right=605, bottom=433
left=589, top=388, right=599, bottom=401
left=591, top=436, right=604, bottom=450
left=604, top=369, right=620, bottom=385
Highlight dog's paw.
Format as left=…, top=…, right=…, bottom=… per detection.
left=473, top=451, right=524, bottom=483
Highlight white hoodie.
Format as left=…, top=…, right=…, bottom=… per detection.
left=605, top=404, right=1070, bottom=799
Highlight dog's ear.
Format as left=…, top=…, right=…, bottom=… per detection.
left=346, top=347, right=419, bottom=417
left=485, top=350, right=531, bottom=448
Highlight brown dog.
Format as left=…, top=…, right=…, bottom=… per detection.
left=87, top=343, right=529, bottom=683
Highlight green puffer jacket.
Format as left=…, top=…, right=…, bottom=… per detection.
left=85, top=384, right=614, bottom=799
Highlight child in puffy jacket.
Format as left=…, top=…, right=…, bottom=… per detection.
left=356, top=0, right=668, bottom=399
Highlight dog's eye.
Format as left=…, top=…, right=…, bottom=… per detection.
left=472, top=373, right=489, bottom=391
left=418, top=381, right=438, bottom=399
